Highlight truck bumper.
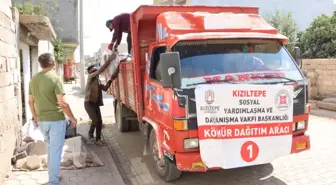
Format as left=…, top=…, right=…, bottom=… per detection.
left=175, top=152, right=216, bottom=172
left=290, top=134, right=310, bottom=154
left=175, top=134, right=310, bottom=172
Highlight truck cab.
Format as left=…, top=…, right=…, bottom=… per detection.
left=107, top=5, right=310, bottom=182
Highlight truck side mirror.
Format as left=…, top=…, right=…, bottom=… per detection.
left=294, top=47, right=301, bottom=68
left=159, top=52, right=182, bottom=89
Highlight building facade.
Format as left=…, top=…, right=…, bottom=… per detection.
left=153, top=0, right=334, bottom=30
left=0, top=1, right=57, bottom=182
left=153, top=0, right=190, bottom=5
left=0, top=0, right=22, bottom=183
left=18, top=15, right=56, bottom=126
left=14, top=0, right=79, bottom=45
left=13, top=0, right=79, bottom=69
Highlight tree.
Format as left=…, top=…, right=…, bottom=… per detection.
left=52, top=39, right=66, bottom=64
left=264, top=10, right=298, bottom=56
left=13, top=0, right=58, bottom=16
left=299, top=13, right=336, bottom=58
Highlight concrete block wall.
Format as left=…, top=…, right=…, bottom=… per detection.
left=0, top=5, right=22, bottom=183
left=302, top=59, right=336, bottom=99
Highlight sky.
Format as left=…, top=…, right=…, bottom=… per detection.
left=75, top=0, right=153, bottom=60
left=74, top=0, right=335, bottom=61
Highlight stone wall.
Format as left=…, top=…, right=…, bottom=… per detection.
left=302, top=59, right=336, bottom=99
left=0, top=5, right=22, bottom=183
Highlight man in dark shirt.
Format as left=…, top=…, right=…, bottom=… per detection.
left=84, top=53, right=120, bottom=145
left=106, top=13, right=132, bottom=55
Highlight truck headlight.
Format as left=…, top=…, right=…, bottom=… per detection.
left=292, top=123, right=296, bottom=131
left=184, top=138, right=199, bottom=149
left=297, top=121, right=306, bottom=130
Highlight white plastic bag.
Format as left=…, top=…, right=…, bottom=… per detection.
left=22, top=119, right=44, bottom=142
left=108, top=52, right=121, bottom=76
left=108, top=58, right=117, bottom=76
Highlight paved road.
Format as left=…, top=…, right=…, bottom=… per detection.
left=104, top=114, right=336, bottom=185
left=3, top=82, right=125, bottom=185
left=62, top=82, right=336, bottom=185
left=4, top=127, right=125, bottom=185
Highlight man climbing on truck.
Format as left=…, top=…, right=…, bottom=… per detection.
left=106, top=13, right=132, bottom=55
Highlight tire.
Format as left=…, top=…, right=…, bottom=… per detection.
left=115, top=103, right=130, bottom=132
left=129, top=120, right=140, bottom=131
left=149, top=129, right=182, bottom=182
left=138, top=121, right=145, bottom=135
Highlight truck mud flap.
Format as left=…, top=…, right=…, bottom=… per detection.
left=143, top=122, right=151, bottom=156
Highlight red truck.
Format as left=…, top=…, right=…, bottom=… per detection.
left=105, top=5, right=311, bottom=181
left=63, top=61, right=75, bottom=83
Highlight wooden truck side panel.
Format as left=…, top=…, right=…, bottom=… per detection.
left=109, top=62, right=136, bottom=111
left=124, top=63, right=137, bottom=110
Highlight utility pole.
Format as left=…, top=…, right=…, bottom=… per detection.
left=80, top=0, right=85, bottom=93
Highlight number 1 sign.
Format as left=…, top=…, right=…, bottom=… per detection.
left=241, top=141, right=259, bottom=162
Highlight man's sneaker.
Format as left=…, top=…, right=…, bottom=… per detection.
left=41, top=176, right=63, bottom=185
left=94, top=140, right=107, bottom=146
left=88, top=135, right=95, bottom=143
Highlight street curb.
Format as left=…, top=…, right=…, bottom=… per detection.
left=310, top=109, right=336, bottom=120
left=102, top=131, right=132, bottom=185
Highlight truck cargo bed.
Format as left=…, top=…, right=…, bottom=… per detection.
left=105, top=62, right=137, bottom=112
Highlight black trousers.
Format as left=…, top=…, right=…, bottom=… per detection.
left=127, top=32, right=132, bottom=55
left=84, top=102, right=102, bottom=140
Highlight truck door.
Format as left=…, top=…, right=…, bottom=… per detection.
left=144, top=46, right=167, bottom=121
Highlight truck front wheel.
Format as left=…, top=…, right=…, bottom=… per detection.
left=149, top=129, right=182, bottom=182
left=115, top=103, right=130, bottom=132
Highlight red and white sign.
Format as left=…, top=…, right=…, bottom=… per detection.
left=181, top=71, right=302, bottom=89
left=195, top=84, right=294, bottom=169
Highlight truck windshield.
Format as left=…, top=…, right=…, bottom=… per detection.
left=172, top=39, right=304, bottom=89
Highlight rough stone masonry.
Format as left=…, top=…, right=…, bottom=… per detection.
left=303, top=59, right=336, bottom=99
left=0, top=4, right=22, bottom=184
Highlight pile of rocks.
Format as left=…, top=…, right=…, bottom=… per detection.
left=12, top=136, right=103, bottom=171
left=12, top=140, right=47, bottom=170
left=11, top=120, right=103, bottom=171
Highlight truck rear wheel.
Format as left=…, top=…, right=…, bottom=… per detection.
left=149, top=129, right=182, bottom=182
left=115, top=103, right=130, bottom=132
left=129, top=120, right=140, bottom=131
left=138, top=121, right=145, bottom=134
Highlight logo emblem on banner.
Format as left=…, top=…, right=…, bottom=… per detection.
left=205, top=90, right=215, bottom=104
left=275, top=89, right=291, bottom=111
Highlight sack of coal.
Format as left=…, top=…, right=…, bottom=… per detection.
left=65, top=119, right=77, bottom=139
